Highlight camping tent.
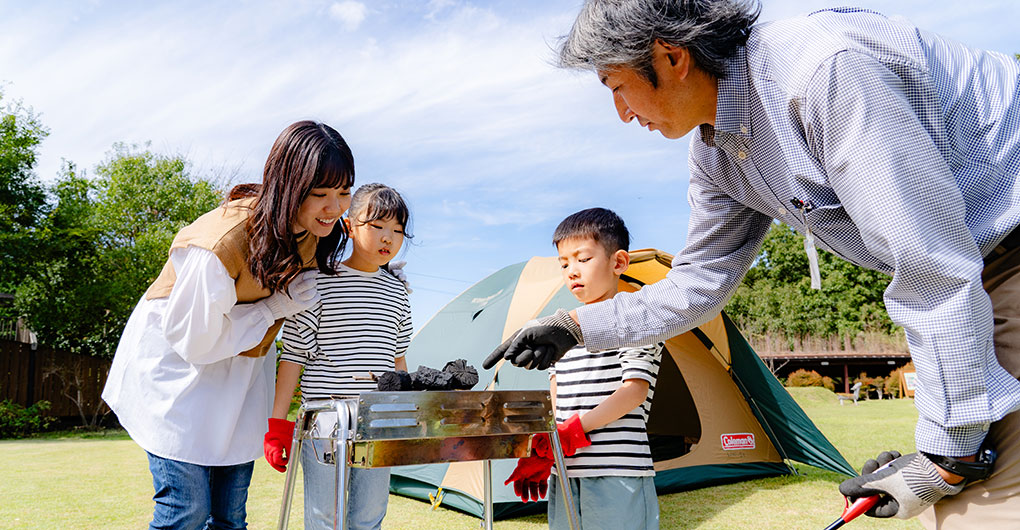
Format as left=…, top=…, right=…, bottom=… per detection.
left=390, top=249, right=856, bottom=519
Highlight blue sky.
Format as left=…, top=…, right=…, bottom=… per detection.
left=2, top=0, right=1018, bottom=330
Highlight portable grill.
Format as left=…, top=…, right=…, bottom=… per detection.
left=277, top=390, right=579, bottom=530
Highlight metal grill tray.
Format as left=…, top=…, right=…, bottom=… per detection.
left=349, top=390, right=554, bottom=468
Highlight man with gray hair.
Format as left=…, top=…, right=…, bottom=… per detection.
left=483, top=1, right=1020, bottom=527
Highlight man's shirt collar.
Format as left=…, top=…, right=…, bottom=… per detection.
left=700, top=46, right=751, bottom=147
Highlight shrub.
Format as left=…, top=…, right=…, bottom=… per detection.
left=853, top=371, right=875, bottom=388
left=886, top=361, right=915, bottom=397
left=820, top=376, right=835, bottom=392
left=0, top=399, right=54, bottom=438
left=884, top=375, right=899, bottom=397
left=786, top=369, right=824, bottom=387
left=872, top=376, right=886, bottom=397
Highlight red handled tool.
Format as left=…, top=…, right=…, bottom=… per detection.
left=823, top=495, right=880, bottom=530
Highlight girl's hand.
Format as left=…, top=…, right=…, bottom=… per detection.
left=264, top=418, right=296, bottom=472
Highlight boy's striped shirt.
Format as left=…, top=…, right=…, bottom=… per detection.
left=549, top=342, right=662, bottom=477
left=280, top=264, right=412, bottom=400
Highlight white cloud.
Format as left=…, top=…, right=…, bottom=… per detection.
left=329, top=1, right=368, bottom=30
left=425, top=0, right=457, bottom=20
left=4, top=0, right=1016, bottom=325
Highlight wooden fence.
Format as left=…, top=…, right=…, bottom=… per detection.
left=0, top=339, right=111, bottom=419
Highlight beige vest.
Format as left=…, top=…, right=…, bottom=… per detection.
left=146, top=197, right=319, bottom=358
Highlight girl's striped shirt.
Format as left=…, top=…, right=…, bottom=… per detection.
left=280, top=264, right=411, bottom=400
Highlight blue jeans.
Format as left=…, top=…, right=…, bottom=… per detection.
left=301, top=439, right=389, bottom=530
left=146, top=452, right=254, bottom=530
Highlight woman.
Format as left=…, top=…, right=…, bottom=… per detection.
left=103, top=120, right=354, bottom=529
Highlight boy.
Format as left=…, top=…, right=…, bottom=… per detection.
left=505, top=207, right=662, bottom=530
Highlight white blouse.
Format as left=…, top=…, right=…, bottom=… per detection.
left=102, top=246, right=280, bottom=466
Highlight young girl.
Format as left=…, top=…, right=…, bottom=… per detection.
left=264, top=183, right=413, bottom=530
left=102, top=120, right=355, bottom=530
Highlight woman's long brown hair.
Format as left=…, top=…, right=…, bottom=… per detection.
left=228, top=121, right=355, bottom=293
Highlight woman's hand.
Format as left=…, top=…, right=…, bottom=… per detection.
left=261, top=270, right=320, bottom=319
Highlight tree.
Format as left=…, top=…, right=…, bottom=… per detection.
left=725, top=222, right=897, bottom=351
left=15, top=145, right=222, bottom=357
left=0, top=89, right=49, bottom=305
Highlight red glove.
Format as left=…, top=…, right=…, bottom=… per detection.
left=504, top=455, right=553, bottom=502
left=533, top=414, right=591, bottom=459
left=263, top=418, right=295, bottom=473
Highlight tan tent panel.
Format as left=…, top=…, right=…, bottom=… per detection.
left=502, top=256, right=564, bottom=341
left=650, top=333, right=782, bottom=469
left=389, top=248, right=855, bottom=520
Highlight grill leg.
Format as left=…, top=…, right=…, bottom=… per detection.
left=277, top=404, right=310, bottom=530
left=333, top=400, right=355, bottom=530
left=550, top=430, right=579, bottom=530
left=483, top=459, right=494, bottom=530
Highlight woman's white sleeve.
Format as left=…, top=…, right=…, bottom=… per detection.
left=161, top=246, right=276, bottom=364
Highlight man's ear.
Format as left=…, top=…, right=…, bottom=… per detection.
left=654, top=40, right=690, bottom=80
left=343, top=217, right=352, bottom=235
left=613, top=249, right=631, bottom=275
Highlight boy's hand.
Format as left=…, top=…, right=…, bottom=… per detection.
left=505, top=455, right=553, bottom=502
left=263, top=418, right=296, bottom=473
left=482, top=309, right=582, bottom=370
left=532, top=414, right=592, bottom=459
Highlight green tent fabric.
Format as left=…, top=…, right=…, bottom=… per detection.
left=388, top=251, right=856, bottom=519
left=722, top=314, right=857, bottom=476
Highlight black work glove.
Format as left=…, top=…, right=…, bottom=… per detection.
left=838, top=451, right=963, bottom=519
left=481, top=309, right=582, bottom=370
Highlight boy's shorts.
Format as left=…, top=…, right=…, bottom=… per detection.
left=548, top=475, right=659, bottom=530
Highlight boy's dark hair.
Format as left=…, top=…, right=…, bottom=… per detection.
left=553, top=207, right=630, bottom=253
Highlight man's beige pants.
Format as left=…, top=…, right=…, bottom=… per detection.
left=919, top=247, right=1020, bottom=528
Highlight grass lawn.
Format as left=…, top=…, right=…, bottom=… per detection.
left=0, top=387, right=922, bottom=529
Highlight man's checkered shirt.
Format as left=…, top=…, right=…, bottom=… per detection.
left=577, top=8, right=1020, bottom=457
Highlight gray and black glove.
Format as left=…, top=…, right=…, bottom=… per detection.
left=481, top=309, right=582, bottom=371
left=385, top=260, right=412, bottom=294
left=838, top=451, right=963, bottom=519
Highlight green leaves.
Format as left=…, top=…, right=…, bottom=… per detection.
left=0, top=90, right=49, bottom=299
left=11, top=143, right=222, bottom=357
left=725, top=222, right=898, bottom=350
left=0, top=93, right=48, bottom=233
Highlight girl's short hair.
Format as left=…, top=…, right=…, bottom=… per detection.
left=348, top=183, right=414, bottom=239
left=228, top=120, right=355, bottom=293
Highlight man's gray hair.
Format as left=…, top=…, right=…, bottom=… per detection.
left=557, top=0, right=760, bottom=83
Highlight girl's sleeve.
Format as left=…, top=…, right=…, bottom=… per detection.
left=280, top=301, right=323, bottom=366
left=394, top=294, right=412, bottom=359
left=161, top=246, right=277, bottom=365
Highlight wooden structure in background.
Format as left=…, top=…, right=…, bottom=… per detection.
left=0, top=339, right=111, bottom=418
